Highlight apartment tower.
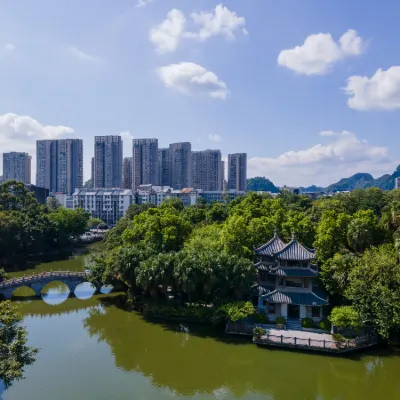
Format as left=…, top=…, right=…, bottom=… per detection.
left=169, top=142, right=192, bottom=189
left=132, top=138, right=159, bottom=189
left=158, top=148, right=171, bottom=187
left=122, top=157, right=133, bottom=190
left=36, top=139, right=83, bottom=194
left=191, top=149, right=223, bottom=191
left=3, top=152, right=32, bottom=184
left=227, top=153, right=247, bottom=191
left=94, top=136, right=123, bottom=188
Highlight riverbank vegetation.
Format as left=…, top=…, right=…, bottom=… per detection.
left=0, top=301, right=37, bottom=388
left=89, top=187, right=400, bottom=340
left=0, top=181, right=90, bottom=266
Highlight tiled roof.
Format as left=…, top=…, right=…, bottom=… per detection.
left=273, top=236, right=316, bottom=261
left=311, top=286, right=329, bottom=301
left=260, top=290, right=328, bottom=306
left=273, top=268, right=318, bottom=277
left=254, top=232, right=287, bottom=256
left=253, top=284, right=275, bottom=296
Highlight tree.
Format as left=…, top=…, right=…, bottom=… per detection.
left=0, top=301, right=38, bottom=389
left=125, top=203, right=156, bottom=221
left=329, top=306, right=362, bottom=329
left=216, top=301, right=255, bottom=322
left=346, top=245, right=400, bottom=339
left=88, top=218, right=104, bottom=229
left=46, top=196, right=61, bottom=210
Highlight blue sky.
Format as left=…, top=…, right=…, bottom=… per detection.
left=0, top=0, right=399, bottom=186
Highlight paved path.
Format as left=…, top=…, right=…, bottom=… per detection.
left=265, top=327, right=333, bottom=341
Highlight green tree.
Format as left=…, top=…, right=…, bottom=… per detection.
left=329, top=306, right=362, bottom=329
left=347, top=210, right=381, bottom=253
left=46, top=196, right=61, bottom=210
left=0, top=301, right=38, bottom=389
left=87, top=217, right=104, bottom=229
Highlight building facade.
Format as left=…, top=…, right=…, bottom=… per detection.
left=3, top=152, right=31, bottom=184
left=254, top=232, right=328, bottom=323
left=158, top=148, right=171, bottom=187
left=395, top=177, right=400, bottom=190
left=94, top=136, right=123, bottom=188
left=192, top=149, right=223, bottom=191
left=169, top=142, right=191, bottom=189
left=132, top=138, right=159, bottom=189
left=73, top=188, right=134, bottom=225
left=122, top=157, right=133, bottom=189
left=227, top=153, right=247, bottom=191
left=36, top=139, right=83, bottom=195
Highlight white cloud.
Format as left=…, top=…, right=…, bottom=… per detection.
left=68, top=46, right=101, bottom=62
left=208, top=133, right=222, bottom=142
left=150, top=5, right=247, bottom=53
left=157, top=62, right=229, bottom=99
left=149, top=9, right=186, bottom=54
left=278, top=29, right=364, bottom=75
left=5, top=43, right=15, bottom=51
left=136, top=0, right=153, bottom=8
left=248, top=131, right=395, bottom=187
left=344, top=66, right=400, bottom=110
left=187, top=5, right=247, bottom=41
left=0, top=113, right=75, bottom=182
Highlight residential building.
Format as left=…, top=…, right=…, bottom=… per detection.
left=227, top=153, right=247, bottom=191
left=254, top=232, right=328, bottom=325
left=26, top=184, right=49, bottom=204
left=395, top=177, right=400, bottom=190
left=36, top=139, right=83, bottom=195
left=91, top=157, right=95, bottom=184
left=132, top=138, right=159, bottom=189
left=192, top=149, right=223, bottom=191
left=122, top=157, right=133, bottom=189
left=158, top=148, right=171, bottom=186
left=199, top=189, right=245, bottom=203
left=73, top=188, right=134, bottom=225
left=3, top=152, right=31, bottom=184
left=94, top=136, right=123, bottom=188
left=169, top=142, right=191, bottom=189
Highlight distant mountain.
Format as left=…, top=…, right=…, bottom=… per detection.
left=247, top=177, right=279, bottom=193
left=250, top=166, right=400, bottom=194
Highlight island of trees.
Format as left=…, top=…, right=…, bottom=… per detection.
left=88, top=187, right=400, bottom=341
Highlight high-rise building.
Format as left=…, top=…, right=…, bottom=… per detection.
left=36, top=139, right=83, bottom=194
left=227, top=153, right=247, bottom=191
left=158, top=148, right=170, bottom=187
left=94, top=136, right=123, bottom=188
left=191, top=149, right=222, bottom=191
left=3, top=152, right=32, bottom=184
left=122, top=157, right=133, bottom=189
left=91, top=157, right=95, bottom=185
left=395, top=177, right=400, bottom=190
left=169, top=142, right=191, bottom=189
left=132, top=138, right=159, bottom=189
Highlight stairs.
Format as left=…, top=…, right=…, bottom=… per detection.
left=285, top=319, right=301, bottom=331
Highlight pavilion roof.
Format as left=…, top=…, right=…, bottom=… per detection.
left=259, top=290, right=328, bottom=306
left=273, top=235, right=316, bottom=261
left=254, top=232, right=287, bottom=257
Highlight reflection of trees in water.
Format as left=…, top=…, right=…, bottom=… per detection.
left=81, top=297, right=399, bottom=400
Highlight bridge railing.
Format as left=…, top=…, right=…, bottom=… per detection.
left=0, top=271, right=87, bottom=288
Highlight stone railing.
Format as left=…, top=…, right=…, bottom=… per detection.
left=0, top=271, right=87, bottom=288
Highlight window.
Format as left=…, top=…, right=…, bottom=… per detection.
left=259, top=271, right=267, bottom=281
left=312, top=307, right=320, bottom=318
left=267, top=303, right=276, bottom=315
left=285, top=279, right=303, bottom=288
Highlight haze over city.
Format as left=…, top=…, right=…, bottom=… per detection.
left=0, top=0, right=399, bottom=187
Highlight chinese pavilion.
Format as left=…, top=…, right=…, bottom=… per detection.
left=254, top=232, right=328, bottom=322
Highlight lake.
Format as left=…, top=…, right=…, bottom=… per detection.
left=2, top=245, right=400, bottom=400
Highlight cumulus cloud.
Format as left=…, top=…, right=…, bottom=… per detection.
left=136, top=0, right=153, bottom=8
left=0, top=113, right=75, bottom=182
left=5, top=43, right=15, bottom=51
left=344, top=66, right=400, bottom=110
left=157, top=62, right=229, bottom=99
left=208, top=134, right=222, bottom=142
left=69, top=46, right=101, bottom=62
left=150, top=5, right=247, bottom=53
left=278, top=29, right=364, bottom=75
left=248, top=131, right=395, bottom=187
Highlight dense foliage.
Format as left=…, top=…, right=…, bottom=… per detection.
left=0, top=181, right=90, bottom=264
left=91, top=188, right=400, bottom=339
left=0, top=301, right=38, bottom=388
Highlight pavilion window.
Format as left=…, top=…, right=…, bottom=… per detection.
left=287, top=260, right=298, bottom=267
left=267, top=303, right=276, bottom=315
left=312, top=307, right=320, bottom=318
left=259, top=271, right=267, bottom=281
left=285, top=279, right=303, bottom=288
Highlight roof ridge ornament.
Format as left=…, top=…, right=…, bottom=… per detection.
left=292, top=231, right=297, bottom=241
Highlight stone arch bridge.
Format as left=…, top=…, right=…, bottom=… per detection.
left=0, top=271, right=99, bottom=300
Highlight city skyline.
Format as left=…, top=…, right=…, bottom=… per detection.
left=0, top=1, right=399, bottom=187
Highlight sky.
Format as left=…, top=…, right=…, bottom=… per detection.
left=0, top=0, right=399, bottom=187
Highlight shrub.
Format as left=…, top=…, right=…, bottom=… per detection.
left=332, top=333, right=346, bottom=343
left=318, top=319, right=332, bottom=331
left=216, top=301, right=255, bottom=323
left=301, top=318, right=315, bottom=329
left=275, top=316, right=286, bottom=325
left=254, top=313, right=269, bottom=324
left=329, top=306, right=362, bottom=329
left=253, top=327, right=266, bottom=339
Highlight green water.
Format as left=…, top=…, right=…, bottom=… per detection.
left=2, top=246, right=400, bottom=400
